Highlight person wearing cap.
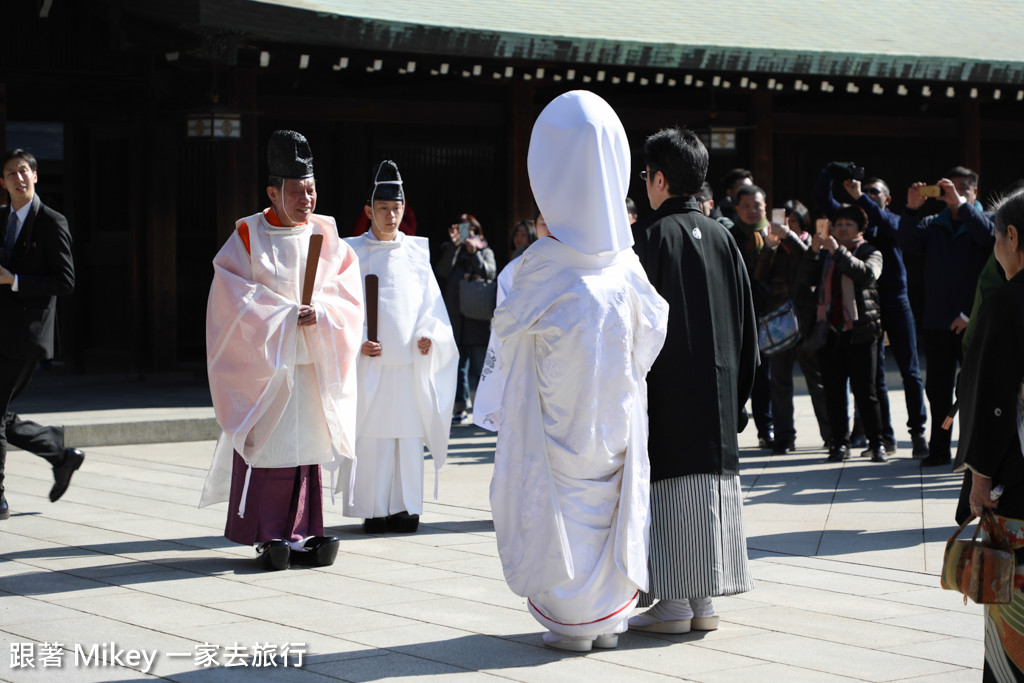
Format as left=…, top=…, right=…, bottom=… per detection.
left=488, top=91, right=668, bottom=652
left=340, top=161, right=457, bottom=534
left=200, top=130, right=363, bottom=570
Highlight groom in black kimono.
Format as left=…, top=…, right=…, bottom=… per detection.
left=629, top=127, right=758, bottom=633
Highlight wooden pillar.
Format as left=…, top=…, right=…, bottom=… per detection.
left=508, top=79, right=535, bottom=235
left=961, top=99, right=981, bottom=175
left=147, top=113, right=178, bottom=371
left=0, top=83, right=6, bottom=154
left=750, top=90, right=774, bottom=204
left=218, top=68, right=259, bottom=245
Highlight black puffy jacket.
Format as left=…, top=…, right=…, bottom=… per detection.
left=801, top=240, right=883, bottom=345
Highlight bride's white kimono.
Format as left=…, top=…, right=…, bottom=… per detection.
left=485, top=90, right=669, bottom=639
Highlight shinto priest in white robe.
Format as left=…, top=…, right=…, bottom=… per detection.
left=484, top=90, right=669, bottom=639
left=341, top=230, right=457, bottom=518
left=200, top=208, right=363, bottom=524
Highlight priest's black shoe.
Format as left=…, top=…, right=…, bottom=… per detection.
left=50, top=448, right=85, bottom=502
left=257, top=540, right=291, bottom=570
left=292, top=536, right=340, bottom=567
left=363, top=517, right=388, bottom=534
left=0, top=495, right=9, bottom=521
left=826, top=444, right=849, bottom=462
left=386, top=511, right=420, bottom=533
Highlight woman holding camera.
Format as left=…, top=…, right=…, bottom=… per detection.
left=435, top=213, right=497, bottom=424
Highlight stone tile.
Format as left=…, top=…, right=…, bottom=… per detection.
left=403, top=575, right=528, bottom=611
left=736, top=581, right=937, bottom=620
left=57, top=591, right=244, bottom=630
left=750, top=562, right=922, bottom=596
left=688, top=662, right=863, bottom=682
left=882, top=635, right=983, bottom=669
left=884, top=587, right=984, bottom=615
left=184, top=619, right=377, bottom=664
left=695, top=631, right=961, bottom=681
left=211, top=594, right=416, bottom=635
left=726, top=605, right=945, bottom=648
left=881, top=610, right=985, bottom=641
left=379, top=596, right=537, bottom=636
left=305, top=650, right=480, bottom=681
left=0, top=594, right=96, bottom=625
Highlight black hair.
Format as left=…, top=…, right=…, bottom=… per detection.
left=625, top=197, right=637, bottom=218
left=720, top=168, right=753, bottom=194
left=694, top=181, right=713, bottom=201
left=862, top=177, right=890, bottom=197
left=3, top=149, right=38, bottom=173
left=833, top=203, right=869, bottom=232
left=268, top=175, right=284, bottom=189
left=994, top=188, right=1024, bottom=249
left=644, top=126, right=708, bottom=197
left=947, top=166, right=979, bottom=188
left=510, top=219, right=537, bottom=249
left=736, top=184, right=765, bottom=201
left=783, top=199, right=810, bottom=232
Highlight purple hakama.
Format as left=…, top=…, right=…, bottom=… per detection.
left=224, top=451, right=324, bottom=546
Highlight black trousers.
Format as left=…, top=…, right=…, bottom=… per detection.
left=922, top=329, right=963, bottom=459
left=0, top=354, right=65, bottom=496
left=818, top=332, right=883, bottom=448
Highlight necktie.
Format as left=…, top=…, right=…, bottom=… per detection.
left=4, top=212, right=18, bottom=256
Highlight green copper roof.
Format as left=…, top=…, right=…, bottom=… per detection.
left=222, top=0, right=1023, bottom=84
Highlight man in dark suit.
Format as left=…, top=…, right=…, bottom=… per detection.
left=0, top=148, right=82, bottom=520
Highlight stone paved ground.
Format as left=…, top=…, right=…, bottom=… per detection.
left=0, top=377, right=981, bottom=681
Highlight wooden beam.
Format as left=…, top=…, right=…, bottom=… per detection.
left=751, top=90, right=773, bottom=204
left=774, top=112, right=958, bottom=138
left=258, top=96, right=503, bottom=127
left=508, top=79, right=534, bottom=240
left=147, top=114, right=178, bottom=371
left=961, top=99, right=981, bottom=174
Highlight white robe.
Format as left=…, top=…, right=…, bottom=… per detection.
left=340, top=231, right=457, bottom=518
left=488, top=237, right=668, bottom=638
left=472, top=251, right=520, bottom=432
left=200, top=211, right=363, bottom=509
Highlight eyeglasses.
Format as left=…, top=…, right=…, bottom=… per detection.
left=863, top=187, right=883, bottom=196
left=639, top=170, right=648, bottom=181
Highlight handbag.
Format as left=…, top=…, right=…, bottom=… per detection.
left=757, top=299, right=800, bottom=357
left=940, top=510, right=1014, bottom=605
left=458, top=277, right=497, bottom=321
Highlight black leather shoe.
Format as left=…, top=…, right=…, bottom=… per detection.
left=772, top=440, right=795, bottom=455
left=292, top=536, right=340, bottom=567
left=257, top=540, right=291, bottom=570
left=826, top=444, right=849, bottom=462
left=867, top=447, right=889, bottom=463
left=921, top=452, right=951, bottom=467
left=363, top=517, right=388, bottom=534
left=386, top=511, right=420, bottom=533
left=50, top=448, right=85, bottom=502
left=0, top=495, right=8, bottom=520
left=911, top=435, right=930, bottom=459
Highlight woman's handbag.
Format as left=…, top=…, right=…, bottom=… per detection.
left=458, top=277, right=498, bottom=321
left=941, top=510, right=1014, bottom=605
left=757, top=300, right=801, bottom=357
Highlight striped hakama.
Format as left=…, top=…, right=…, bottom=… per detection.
left=639, top=473, right=753, bottom=606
